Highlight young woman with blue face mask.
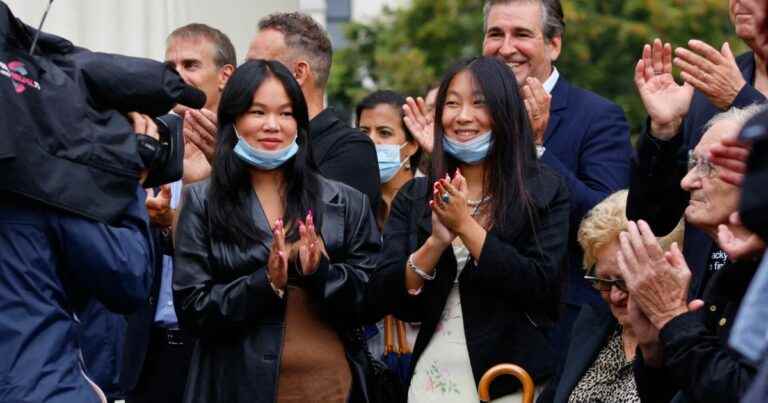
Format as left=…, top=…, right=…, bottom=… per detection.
left=356, top=90, right=422, bottom=229
left=172, top=60, right=381, bottom=403
left=368, top=57, right=570, bottom=402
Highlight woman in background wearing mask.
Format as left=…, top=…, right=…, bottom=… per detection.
left=356, top=90, right=423, bottom=359
left=172, top=60, right=381, bottom=403
left=368, top=57, right=569, bottom=402
left=356, top=90, right=423, bottom=231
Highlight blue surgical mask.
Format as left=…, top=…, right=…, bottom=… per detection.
left=233, top=127, right=299, bottom=170
left=442, top=131, right=493, bottom=164
left=376, top=143, right=408, bottom=183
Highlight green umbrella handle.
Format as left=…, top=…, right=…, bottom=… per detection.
left=478, top=363, right=534, bottom=403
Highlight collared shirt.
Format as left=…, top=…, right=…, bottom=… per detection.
left=153, top=179, right=183, bottom=327
left=542, top=67, right=560, bottom=94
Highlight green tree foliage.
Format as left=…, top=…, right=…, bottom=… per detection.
left=328, top=0, right=743, bottom=134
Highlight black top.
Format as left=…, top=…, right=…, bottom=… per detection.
left=368, top=165, right=570, bottom=399
left=633, top=259, right=760, bottom=403
left=310, top=108, right=381, bottom=213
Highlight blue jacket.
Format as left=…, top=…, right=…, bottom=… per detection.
left=0, top=187, right=153, bottom=403
left=540, top=76, right=633, bottom=307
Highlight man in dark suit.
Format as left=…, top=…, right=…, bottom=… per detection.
left=627, top=0, right=768, bottom=297
left=121, top=23, right=237, bottom=403
left=481, top=0, right=633, bottom=357
left=246, top=12, right=381, bottom=211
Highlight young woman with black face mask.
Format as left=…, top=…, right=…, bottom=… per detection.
left=368, top=56, right=570, bottom=402
left=172, top=59, right=381, bottom=403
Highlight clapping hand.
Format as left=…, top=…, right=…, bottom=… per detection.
left=674, top=40, right=746, bottom=110
left=403, top=96, right=435, bottom=154
left=616, top=220, right=692, bottom=330
left=429, top=170, right=471, bottom=236
left=521, top=77, right=551, bottom=145
left=709, top=130, right=751, bottom=186
left=183, top=109, right=218, bottom=163
left=718, top=212, right=766, bottom=261
left=634, top=39, right=694, bottom=140
left=297, top=211, right=325, bottom=275
left=267, top=219, right=289, bottom=291
left=145, top=185, right=174, bottom=228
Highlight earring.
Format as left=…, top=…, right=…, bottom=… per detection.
left=404, top=159, right=411, bottom=170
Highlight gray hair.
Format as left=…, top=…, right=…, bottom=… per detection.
left=258, top=12, right=333, bottom=89
left=704, top=103, right=767, bottom=133
left=168, top=23, right=237, bottom=68
left=483, top=0, right=565, bottom=41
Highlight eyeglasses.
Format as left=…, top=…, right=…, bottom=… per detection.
left=584, top=266, right=627, bottom=293
left=687, top=150, right=716, bottom=178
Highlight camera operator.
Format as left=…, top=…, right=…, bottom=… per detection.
left=121, top=23, right=236, bottom=403
left=0, top=115, right=157, bottom=403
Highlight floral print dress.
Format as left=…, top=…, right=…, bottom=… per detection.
left=408, top=239, right=516, bottom=403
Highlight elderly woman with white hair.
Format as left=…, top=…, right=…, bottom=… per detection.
left=538, top=190, right=682, bottom=403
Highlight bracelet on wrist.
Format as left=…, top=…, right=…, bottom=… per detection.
left=408, top=253, right=436, bottom=281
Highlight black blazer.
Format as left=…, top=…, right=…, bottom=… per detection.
left=627, top=52, right=766, bottom=296
left=172, top=176, right=381, bottom=403
left=369, top=166, right=570, bottom=399
left=537, top=303, right=618, bottom=403
left=310, top=108, right=381, bottom=213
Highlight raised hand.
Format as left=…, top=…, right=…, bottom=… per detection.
left=634, top=39, right=694, bottom=140
left=267, top=219, right=289, bottom=291
left=145, top=185, right=173, bottom=227
left=184, top=109, right=218, bottom=163
left=297, top=211, right=324, bottom=275
left=616, top=220, right=692, bottom=330
left=717, top=212, right=766, bottom=260
left=674, top=40, right=746, bottom=110
left=403, top=96, right=434, bottom=154
left=521, top=77, right=551, bottom=145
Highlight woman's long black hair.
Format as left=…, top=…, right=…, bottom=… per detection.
left=355, top=90, right=423, bottom=173
left=208, top=59, right=322, bottom=248
left=430, top=56, right=538, bottom=234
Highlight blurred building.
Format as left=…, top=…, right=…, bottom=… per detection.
left=6, top=0, right=410, bottom=61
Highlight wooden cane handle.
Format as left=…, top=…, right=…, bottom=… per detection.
left=383, top=315, right=395, bottom=354
left=477, top=363, right=534, bottom=403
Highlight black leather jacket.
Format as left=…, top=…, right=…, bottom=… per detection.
left=172, top=176, right=381, bottom=403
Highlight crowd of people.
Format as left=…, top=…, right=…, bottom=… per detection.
left=2, top=0, right=768, bottom=402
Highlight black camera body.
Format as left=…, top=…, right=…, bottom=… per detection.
left=137, top=114, right=185, bottom=189
left=0, top=2, right=203, bottom=223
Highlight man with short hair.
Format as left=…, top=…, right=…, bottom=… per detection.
left=120, top=23, right=236, bottom=403
left=247, top=12, right=380, bottom=210
left=618, top=105, right=764, bottom=403
left=482, top=0, right=634, bottom=359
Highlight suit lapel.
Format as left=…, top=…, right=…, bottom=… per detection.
left=543, top=78, right=569, bottom=146
left=555, top=304, right=616, bottom=402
